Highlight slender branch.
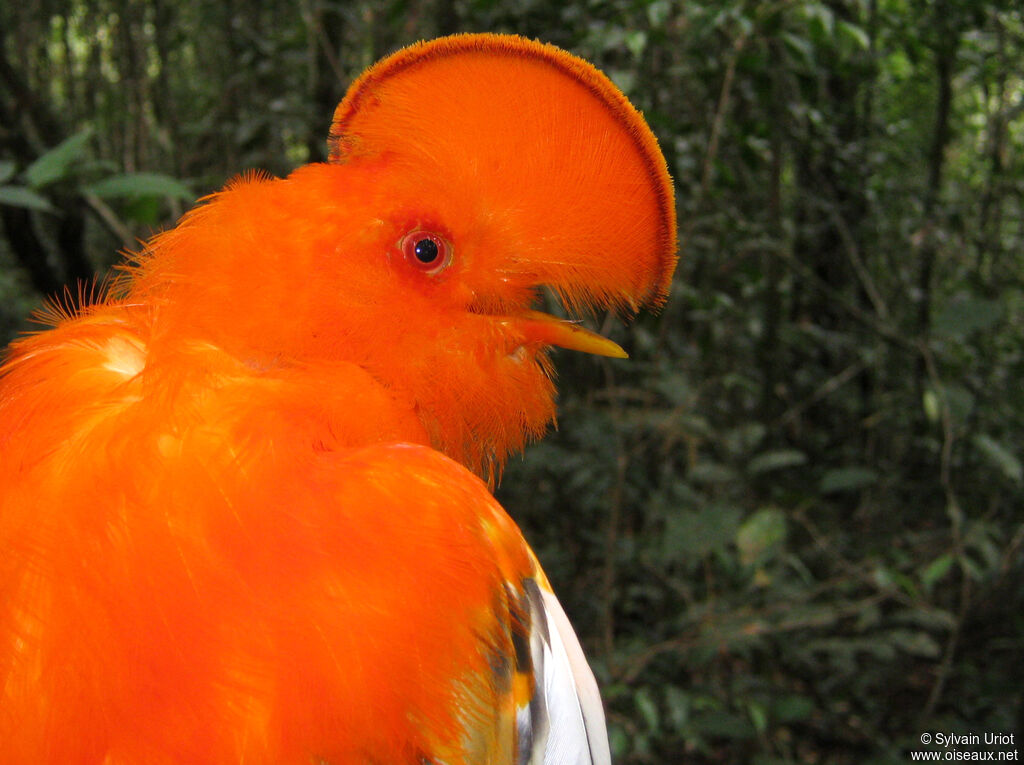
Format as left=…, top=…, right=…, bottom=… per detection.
left=83, top=193, right=136, bottom=251
left=824, top=199, right=889, bottom=320
left=775, top=358, right=871, bottom=426
left=917, top=340, right=971, bottom=722
left=312, top=11, right=346, bottom=84
left=679, top=29, right=749, bottom=254
left=773, top=245, right=915, bottom=352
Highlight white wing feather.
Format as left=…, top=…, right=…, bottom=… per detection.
left=518, top=579, right=612, bottom=765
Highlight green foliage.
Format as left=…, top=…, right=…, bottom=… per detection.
left=23, top=129, right=94, bottom=189
left=2, top=0, right=1024, bottom=762
left=0, top=185, right=55, bottom=213
left=0, top=130, right=188, bottom=222
left=0, top=132, right=98, bottom=214
left=82, top=172, right=194, bottom=201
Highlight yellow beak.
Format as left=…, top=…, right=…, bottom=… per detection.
left=504, top=310, right=628, bottom=359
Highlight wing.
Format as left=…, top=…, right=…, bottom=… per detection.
left=511, top=569, right=612, bottom=765
left=0, top=315, right=609, bottom=765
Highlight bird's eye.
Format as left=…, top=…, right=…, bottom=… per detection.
left=399, top=231, right=452, bottom=275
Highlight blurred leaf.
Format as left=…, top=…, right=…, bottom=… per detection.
left=892, top=606, right=956, bottom=631
left=748, top=701, right=768, bottom=734
left=820, top=467, right=878, bottom=493
left=873, top=565, right=919, bottom=597
left=782, top=32, right=815, bottom=67
left=690, top=461, right=739, bottom=484
left=24, top=129, right=93, bottom=188
left=889, top=629, right=941, bottom=658
left=693, top=710, right=755, bottom=739
left=934, top=294, right=1002, bottom=337
left=0, top=186, right=56, bottom=213
left=919, top=553, right=954, bottom=591
left=664, top=504, right=742, bottom=560
left=635, top=686, right=660, bottom=731
left=964, top=520, right=1003, bottom=573
left=923, top=388, right=941, bottom=422
left=665, top=686, right=691, bottom=731
left=736, top=507, right=787, bottom=565
left=972, top=434, right=1022, bottom=484
left=83, top=172, right=194, bottom=200
left=0, top=161, right=16, bottom=184
left=646, top=0, right=672, bottom=27
left=809, top=636, right=896, bottom=662
left=771, top=695, right=814, bottom=723
left=748, top=449, right=807, bottom=474
left=624, top=30, right=647, bottom=58
left=803, top=2, right=835, bottom=40
left=837, top=19, right=870, bottom=50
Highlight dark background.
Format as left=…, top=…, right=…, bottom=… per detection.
left=2, top=1, right=1022, bottom=762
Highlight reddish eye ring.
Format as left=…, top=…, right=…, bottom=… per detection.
left=399, top=231, right=452, bottom=275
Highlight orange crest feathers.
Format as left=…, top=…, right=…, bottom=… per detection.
left=328, top=33, right=677, bottom=316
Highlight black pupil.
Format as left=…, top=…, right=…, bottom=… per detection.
left=413, top=238, right=439, bottom=264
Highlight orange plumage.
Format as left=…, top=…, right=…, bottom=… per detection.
left=0, top=34, right=675, bottom=763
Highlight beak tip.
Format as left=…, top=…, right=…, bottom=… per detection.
left=515, top=311, right=629, bottom=359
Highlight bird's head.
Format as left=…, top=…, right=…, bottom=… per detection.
left=132, top=34, right=676, bottom=475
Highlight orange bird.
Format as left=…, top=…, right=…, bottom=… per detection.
left=0, top=34, right=675, bottom=764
